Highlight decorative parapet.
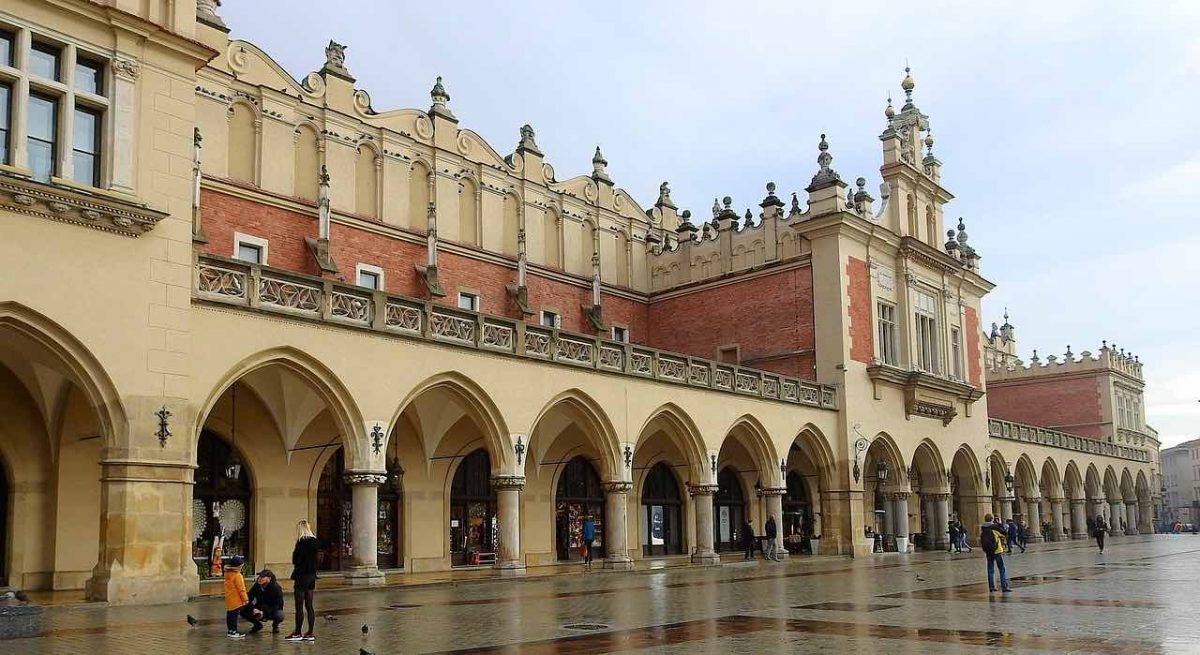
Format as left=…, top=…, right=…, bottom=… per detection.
left=986, top=343, right=1144, bottom=382
left=194, top=254, right=837, bottom=411
left=0, top=171, right=168, bottom=237
left=988, top=418, right=1150, bottom=463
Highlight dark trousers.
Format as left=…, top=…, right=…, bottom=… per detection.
left=240, top=605, right=284, bottom=629
left=985, top=553, right=1009, bottom=591
left=226, top=607, right=243, bottom=632
left=744, top=539, right=756, bottom=559
left=1096, top=532, right=1105, bottom=551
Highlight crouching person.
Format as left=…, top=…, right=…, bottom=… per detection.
left=242, top=569, right=285, bottom=633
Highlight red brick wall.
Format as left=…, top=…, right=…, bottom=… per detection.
left=964, top=306, right=982, bottom=386
left=198, top=188, right=647, bottom=336
left=846, top=257, right=873, bottom=364
left=986, top=375, right=1106, bottom=439
left=645, top=266, right=816, bottom=379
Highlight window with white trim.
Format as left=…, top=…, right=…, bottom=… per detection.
left=913, top=289, right=940, bottom=374
left=457, top=292, right=479, bottom=312
left=233, top=232, right=267, bottom=265
left=356, top=264, right=383, bottom=291
left=539, top=310, right=560, bottom=328
left=950, top=326, right=963, bottom=380
left=876, top=301, right=898, bottom=365
left=611, top=326, right=628, bottom=343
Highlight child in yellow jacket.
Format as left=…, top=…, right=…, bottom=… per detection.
left=223, top=556, right=249, bottom=639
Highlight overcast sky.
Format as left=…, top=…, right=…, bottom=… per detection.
left=220, top=1, right=1199, bottom=448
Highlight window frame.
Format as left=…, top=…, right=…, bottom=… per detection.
left=0, top=80, right=10, bottom=166
left=611, top=325, right=629, bottom=343
left=233, top=232, right=268, bottom=265
left=950, top=326, right=963, bottom=380
left=457, top=291, right=480, bottom=312
left=876, top=300, right=898, bottom=366
left=29, top=41, right=61, bottom=82
left=539, top=310, right=560, bottom=329
left=355, top=263, right=384, bottom=291
left=26, top=91, right=58, bottom=181
left=912, top=289, right=941, bottom=374
left=70, top=103, right=101, bottom=187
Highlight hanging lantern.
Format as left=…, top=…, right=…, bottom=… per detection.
left=876, top=460, right=890, bottom=482
left=387, top=456, right=405, bottom=494
left=1004, top=471, right=1015, bottom=493
left=225, top=384, right=242, bottom=480
left=224, top=449, right=243, bottom=481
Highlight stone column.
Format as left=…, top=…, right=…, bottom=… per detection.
left=1050, top=499, right=1065, bottom=542
left=1109, top=501, right=1124, bottom=534
left=689, top=484, right=721, bottom=565
left=1073, top=499, right=1090, bottom=538
left=1138, top=500, right=1154, bottom=534
left=88, top=459, right=198, bottom=603
left=932, top=494, right=951, bottom=550
left=999, top=496, right=1014, bottom=522
left=892, top=493, right=910, bottom=552
left=1026, top=497, right=1043, bottom=543
left=1125, top=501, right=1139, bottom=536
left=492, top=476, right=526, bottom=575
left=344, top=473, right=386, bottom=585
left=761, top=487, right=787, bottom=560
left=602, top=481, right=633, bottom=570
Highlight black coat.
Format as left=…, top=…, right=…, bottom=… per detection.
left=765, top=518, right=777, bottom=539
left=248, top=575, right=284, bottom=614
left=291, top=536, right=320, bottom=579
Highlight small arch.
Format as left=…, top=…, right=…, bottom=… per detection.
left=720, top=415, right=781, bottom=486
left=458, top=176, right=479, bottom=246
left=408, top=160, right=431, bottom=231
left=355, top=143, right=379, bottom=218
left=528, top=389, right=621, bottom=481
left=389, top=372, right=511, bottom=472
left=635, top=403, right=707, bottom=485
left=228, top=101, right=258, bottom=184
left=293, top=123, right=320, bottom=201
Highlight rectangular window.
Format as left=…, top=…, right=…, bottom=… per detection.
left=29, top=42, right=60, bottom=81
left=236, top=242, right=263, bottom=264
left=876, top=301, right=898, bottom=365
left=0, top=82, right=9, bottom=165
left=611, top=326, right=628, bottom=343
left=0, top=30, right=12, bottom=67
left=457, top=292, right=479, bottom=312
left=539, top=310, right=560, bottom=328
left=913, top=290, right=940, bottom=374
left=74, top=58, right=104, bottom=95
left=72, top=106, right=100, bottom=186
left=358, top=270, right=380, bottom=290
left=27, top=93, right=57, bottom=182
left=951, top=327, right=963, bottom=379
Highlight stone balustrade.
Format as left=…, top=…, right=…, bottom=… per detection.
left=988, top=418, right=1150, bottom=463
left=194, top=254, right=838, bottom=410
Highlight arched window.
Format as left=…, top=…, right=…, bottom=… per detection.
left=293, top=125, right=319, bottom=201
left=408, top=161, right=430, bottom=231
left=228, top=103, right=257, bottom=184
left=925, top=205, right=937, bottom=247
left=355, top=146, right=378, bottom=218
left=640, top=462, right=683, bottom=556
left=542, top=209, right=561, bottom=267
left=450, top=449, right=496, bottom=566
left=580, top=220, right=595, bottom=276
left=502, top=193, right=520, bottom=256
left=906, top=194, right=918, bottom=236
left=615, top=232, right=630, bottom=287
left=193, top=430, right=252, bottom=577
left=714, top=466, right=746, bottom=552
left=459, top=178, right=478, bottom=245
left=555, top=456, right=605, bottom=561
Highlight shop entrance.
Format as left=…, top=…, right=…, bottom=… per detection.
left=315, top=449, right=401, bottom=571
left=192, top=430, right=252, bottom=578
left=782, top=470, right=813, bottom=554
left=555, top=456, right=605, bottom=561
left=640, top=462, right=683, bottom=556
left=713, top=467, right=746, bottom=552
left=450, top=449, right=497, bottom=567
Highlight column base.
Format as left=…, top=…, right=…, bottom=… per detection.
left=493, top=560, right=526, bottom=576
left=343, top=567, right=385, bottom=586
left=86, top=572, right=194, bottom=605
left=603, top=557, right=634, bottom=571
left=1071, top=532, right=1088, bottom=540
left=1028, top=535, right=1044, bottom=543
left=690, top=550, right=721, bottom=566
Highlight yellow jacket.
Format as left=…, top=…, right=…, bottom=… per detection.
left=223, top=568, right=249, bottom=610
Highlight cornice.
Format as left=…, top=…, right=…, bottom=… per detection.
left=0, top=171, right=168, bottom=237
left=649, top=255, right=813, bottom=301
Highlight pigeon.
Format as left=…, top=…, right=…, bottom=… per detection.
left=362, top=624, right=369, bottom=635
left=186, top=614, right=199, bottom=627
left=360, top=649, right=375, bottom=655
left=916, top=575, right=927, bottom=582
left=324, top=614, right=339, bottom=621
left=14, top=591, right=27, bottom=602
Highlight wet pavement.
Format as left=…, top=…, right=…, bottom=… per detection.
left=6, top=534, right=1196, bottom=654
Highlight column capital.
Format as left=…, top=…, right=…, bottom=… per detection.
left=1027, top=496, right=1043, bottom=503
left=888, top=491, right=911, bottom=501
left=1071, top=498, right=1087, bottom=506
left=344, top=472, right=387, bottom=486
left=688, top=483, right=720, bottom=497
left=929, top=493, right=952, bottom=502
left=491, top=475, right=526, bottom=491
left=758, top=487, right=787, bottom=497
left=1124, top=499, right=1138, bottom=506
left=602, top=480, right=633, bottom=494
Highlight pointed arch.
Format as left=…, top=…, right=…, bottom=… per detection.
left=528, top=388, right=620, bottom=481
left=865, top=432, right=907, bottom=482
left=389, top=371, right=511, bottom=472
left=1014, top=454, right=1039, bottom=497
left=720, top=414, right=780, bottom=486
left=1135, top=470, right=1151, bottom=503
left=1085, top=463, right=1102, bottom=498
left=634, top=403, right=707, bottom=485
left=293, top=123, right=320, bottom=201
left=950, top=444, right=983, bottom=494
left=1103, top=466, right=1121, bottom=501
left=1063, top=460, right=1084, bottom=498
left=910, top=438, right=947, bottom=490
left=194, top=346, right=365, bottom=465
left=227, top=100, right=259, bottom=185
left=1120, top=468, right=1136, bottom=501
left=791, top=423, right=836, bottom=491
left=355, top=142, right=380, bottom=218
left=1040, top=458, right=1063, bottom=499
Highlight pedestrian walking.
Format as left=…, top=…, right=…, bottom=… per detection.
left=242, top=569, right=285, bottom=633
left=1094, top=514, right=1107, bottom=553
left=979, top=514, right=1011, bottom=593
left=223, top=555, right=249, bottom=639
left=1017, top=519, right=1029, bottom=551
left=286, top=519, right=320, bottom=642
left=957, top=521, right=972, bottom=552
left=581, top=514, right=596, bottom=568
left=742, top=520, right=757, bottom=560
left=1006, top=519, right=1024, bottom=553
left=948, top=522, right=960, bottom=553
left=764, top=516, right=780, bottom=561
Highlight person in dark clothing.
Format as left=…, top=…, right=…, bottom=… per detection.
left=742, top=520, right=757, bottom=560
left=286, top=519, right=320, bottom=642
left=581, top=515, right=596, bottom=568
left=1005, top=519, right=1024, bottom=553
left=241, top=569, right=285, bottom=633
left=948, top=522, right=960, bottom=553
left=1094, top=514, right=1108, bottom=553
left=764, top=517, right=780, bottom=561
left=979, top=514, right=1011, bottom=593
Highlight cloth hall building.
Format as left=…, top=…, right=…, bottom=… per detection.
left=0, top=0, right=1161, bottom=604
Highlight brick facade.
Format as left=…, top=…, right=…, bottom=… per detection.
left=846, top=257, right=873, bottom=365
left=964, top=305, right=982, bottom=387
left=646, top=266, right=816, bottom=379
left=986, top=374, right=1106, bottom=439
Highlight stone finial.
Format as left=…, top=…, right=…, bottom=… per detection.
left=789, top=192, right=801, bottom=216
left=743, top=208, right=754, bottom=227
left=196, top=0, right=228, bottom=30
left=321, top=40, right=354, bottom=81
left=760, top=181, right=783, bottom=208
left=945, top=229, right=959, bottom=253
left=517, top=124, right=541, bottom=155
left=1065, top=345, right=1074, bottom=360
left=429, top=76, right=456, bottom=120
left=675, top=209, right=697, bottom=234
left=1101, top=339, right=1108, bottom=351
left=885, top=93, right=895, bottom=118
left=805, top=134, right=843, bottom=192
left=711, top=198, right=721, bottom=219
left=1031, top=349, right=1040, bottom=363
left=591, top=146, right=611, bottom=183
left=901, top=65, right=916, bottom=109
left=656, top=181, right=676, bottom=209
left=722, top=196, right=733, bottom=211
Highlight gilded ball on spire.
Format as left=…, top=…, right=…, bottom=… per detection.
left=901, top=66, right=915, bottom=92
left=924, top=133, right=935, bottom=148
left=885, top=95, right=895, bottom=118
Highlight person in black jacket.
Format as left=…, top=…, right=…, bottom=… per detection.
left=764, top=516, right=780, bottom=561
left=241, top=569, right=284, bottom=633
left=286, top=519, right=320, bottom=642
left=742, top=520, right=757, bottom=560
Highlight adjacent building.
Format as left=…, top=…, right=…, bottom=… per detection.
left=0, top=0, right=1159, bottom=604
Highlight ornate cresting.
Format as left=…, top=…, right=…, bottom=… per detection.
left=988, top=418, right=1150, bottom=463
left=194, top=254, right=838, bottom=410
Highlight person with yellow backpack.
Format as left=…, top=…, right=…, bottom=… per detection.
left=979, top=514, right=1012, bottom=593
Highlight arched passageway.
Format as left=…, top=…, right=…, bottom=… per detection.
left=316, top=449, right=401, bottom=571
left=640, top=462, right=683, bottom=557
left=554, top=455, right=606, bottom=561
left=449, top=449, right=497, bottom=567
left=192, top=430, right=253, bottom=576
left=714, top=467, right=747, bottom=552
left=631, top=405, right=704, bottom=561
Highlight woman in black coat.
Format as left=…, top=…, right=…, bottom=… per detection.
left=286, top=519, right=320, bottom=641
